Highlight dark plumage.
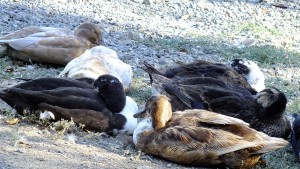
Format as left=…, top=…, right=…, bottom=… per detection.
left=144, top=60, right=257, bottom=94
left=291, top=113, right=300, bottom=163
left=148, top=73, right=291, bottom=139
left=0, top=74, right=126, bottom=115
left=38, top=103, right=127, bottom=135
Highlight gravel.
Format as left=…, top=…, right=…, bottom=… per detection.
left=1, top=0, right=299, bottom=69
left=0, top=0, right=300, bottom=168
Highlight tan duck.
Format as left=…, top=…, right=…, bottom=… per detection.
left=0, top=22, right=103, bottom=65
left=133, top=95, right=288, bottom=168
left=148, top=74, right=291, bottom=139
left=58, top=45, right=133, bottom=91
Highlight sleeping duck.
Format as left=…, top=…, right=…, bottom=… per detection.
left=37, top=96, right=138, bottom=135
left=291, top=113, right=300, bottom=163
left=0, top=22, right=103, bottom=65
left=0, top=74, right=126, bottom=115
left=148, top=74, right=291, bottom=139
left=133, top=95, right=288, bottom=168
left=231, top=58, right=265, bottom=92
left=144, top=58, right=265, bottom=94
left=58, top=45, right=133, bottom=91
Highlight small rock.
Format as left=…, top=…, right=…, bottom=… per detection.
left=142, top=0, right=152, bottom=5
left=27, top=65, right=35, bottom=70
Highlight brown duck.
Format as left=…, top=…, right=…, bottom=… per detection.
left=133, top=95, right=288, bottom=168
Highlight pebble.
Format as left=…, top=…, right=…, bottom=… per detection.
left=0, top=0, right=299, bottom=75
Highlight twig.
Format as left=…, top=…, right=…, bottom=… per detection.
left=146, top=155, right=155, bottom=163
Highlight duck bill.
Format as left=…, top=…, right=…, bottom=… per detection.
left=133, top=108, right=146, bottom=118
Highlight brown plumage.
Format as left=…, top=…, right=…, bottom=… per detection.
left=0, top=22, right=103, bottom=65
left=37, top=100, right=136, bottom=135
left=133, top=95, right=288, bottom=168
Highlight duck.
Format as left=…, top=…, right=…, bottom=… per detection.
left=133, top=95, right=288, bottom=168
left=148, top=73, right=291, bottom=139
left=0, top=22, right=103, bottom=65
left=0, top=74, right=126, bottom=115
left=144, top=58, right=265, bottom=94
left=58, top=45, right=133, bottom=91
left=230, top=58, right=265, bottom=92
left=37, top=96, right=138, bottom=135
left=291, top=113, right=300, bottom=163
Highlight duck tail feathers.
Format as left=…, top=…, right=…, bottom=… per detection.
left=143, top=61, right=164, bottom=83
left=143, top=61, right=163, bottom=75
left=254, top=137, right=288, bottom=154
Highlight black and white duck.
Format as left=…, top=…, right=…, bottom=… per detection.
left=230, top=58, right=265, bottom=92
left=146, top=73, right=291, bottom=139
left=0, top=75, right=138, bottom=134
left=0, top=74, right=126, bottom=114
left=133, top=95, right=288, bottom=168
left=144, top=58, right=265, bottom=94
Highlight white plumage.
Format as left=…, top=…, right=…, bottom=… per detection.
left=58, top=46, right=133, bottom=91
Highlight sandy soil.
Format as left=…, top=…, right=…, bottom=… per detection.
left=0, top=78, right=202, bottom=169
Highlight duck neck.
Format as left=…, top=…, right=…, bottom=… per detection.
left=260, top=99, right=286, bottom=120
left=152, top=97, right=173, bottom=130
left=100, top=86, right=126, bottom=113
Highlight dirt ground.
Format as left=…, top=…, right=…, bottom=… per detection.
left=0, top=75, right=205, bottom=169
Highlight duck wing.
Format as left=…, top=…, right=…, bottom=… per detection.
left=1, top=36, right=87, bottom=65
left=12, top=77, right=92, bottom=91
left=163, top=77, right=260, bottom=118
left=0, top=26, right=71, bottom=40
left=1, top=87, right=107, bottom=113
left=0, top=37, right=41, bottom=50
left=138, top=110, right=288, bottom=167
left=37, top=103, right=113, bottom=132
left=172, top=66, right=257, bottom=94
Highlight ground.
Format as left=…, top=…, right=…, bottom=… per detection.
left=1, top=0, right=300, bottom=168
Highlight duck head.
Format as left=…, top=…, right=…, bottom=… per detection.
left=230, top=58, right=265, bottom=92
left=133, top=95, right=172, bottom=145
left=231, top=58, right=250, bottom=75
left=255, top=87, right=287, bottom=119
left=291, top=113, right=300, bottom=163
left=134, top=95, right=172, bottom=130
left=74, top=22, right=103, bottom=47
left=93, top=74, right=126, bottom=113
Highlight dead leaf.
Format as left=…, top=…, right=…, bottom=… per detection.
left=15, top=140, right=32, bottom=148
left=4, top=66, right=14, bottom=72
left=180, top=15, right=190, bottom=21
left=6, top=118, right=19, bottom=125
left=179, top=48, right=188, bottom=53
left=261, top=8, right=269, bottom=14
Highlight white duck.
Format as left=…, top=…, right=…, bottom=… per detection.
left=58, top=45, right=133, bottom=91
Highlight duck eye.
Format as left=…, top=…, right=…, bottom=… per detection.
left=101, top=78, right=106, bottom=81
